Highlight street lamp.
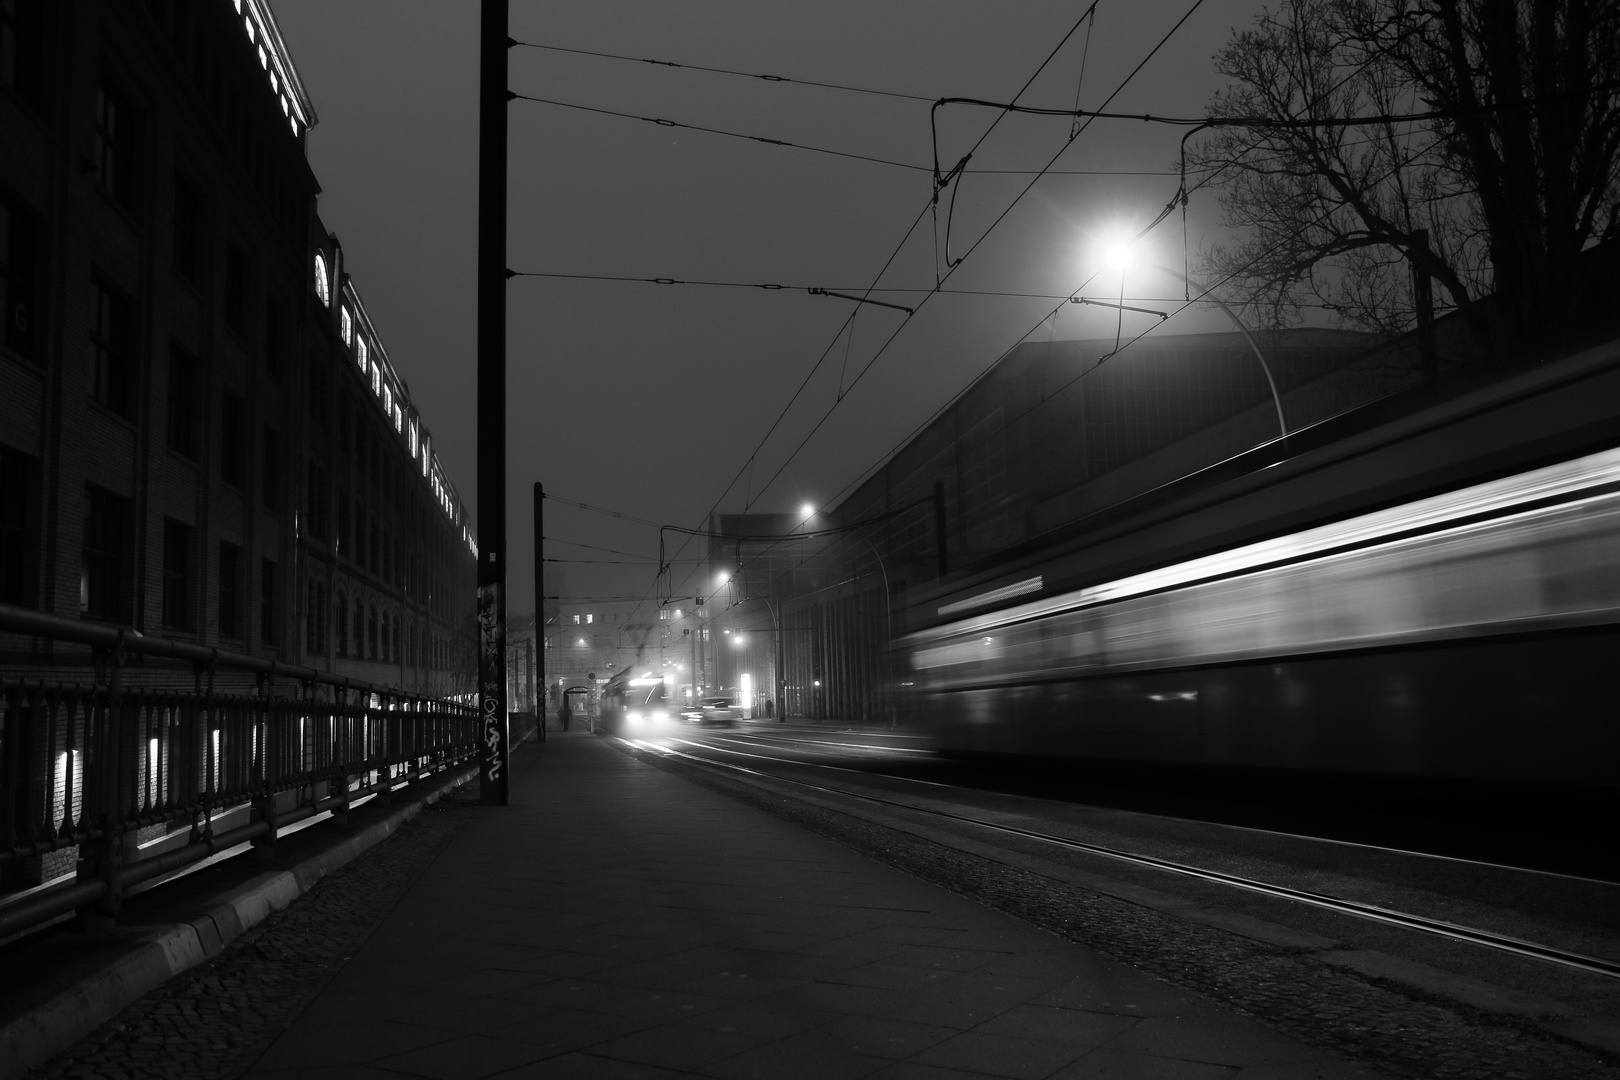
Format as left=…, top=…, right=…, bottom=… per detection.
left=1090, top=229, right=1288, bottom=439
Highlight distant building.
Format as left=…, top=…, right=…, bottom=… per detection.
left=706, top=329, right=1400, bottom=721
left=0, top=0, right=476, bottom=695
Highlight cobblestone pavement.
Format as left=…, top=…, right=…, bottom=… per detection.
left=629, top=744, right=1620, bottom=1080
left=26, top=787, right=479, bottom=1080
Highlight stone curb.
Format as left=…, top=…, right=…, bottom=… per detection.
left=0, top=765, right=477, bottom=1077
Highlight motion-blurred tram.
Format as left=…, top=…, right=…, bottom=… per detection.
left=600, top=667, right=672, bottom=733
left=901, top=342, right=1620, bottom=787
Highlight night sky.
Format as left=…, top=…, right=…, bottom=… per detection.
left=271, top=1, right=1277, bottom=621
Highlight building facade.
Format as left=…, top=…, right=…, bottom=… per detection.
left=0, top=0, right=476, bottom=694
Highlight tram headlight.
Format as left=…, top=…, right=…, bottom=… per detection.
left=626, top=711, right=641, bottom=726
left=650, top=709, right=668, bottom=723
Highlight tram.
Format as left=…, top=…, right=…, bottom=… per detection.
left=901, top=341, right=1620, bottom=787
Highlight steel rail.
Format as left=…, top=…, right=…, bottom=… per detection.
left=632, top=737, right=1620, bottom=982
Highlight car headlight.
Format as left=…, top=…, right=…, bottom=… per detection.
left=650, top=710, right=668, bottom=722
left=626, top=711, right=641, bottom=725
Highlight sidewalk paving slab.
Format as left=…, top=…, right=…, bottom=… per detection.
left=240, top=733, right=1386, bottom=1080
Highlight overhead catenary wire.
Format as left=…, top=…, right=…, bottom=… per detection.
left=650, top=3, right=1111, bottom=617
left=510, top=39, right=938, bottom=104
left=737, top=0, right=1212, bottom=529
left=509, top=92, right=927, bottom=172
left=815, top=146, right=1437, bottom=514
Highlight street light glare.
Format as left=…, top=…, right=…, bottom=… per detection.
left=800, top=503, right=815, bottom=518
left=1100, top=229, right=1138, bottom=272
left=716, top=571, right=730, bottom=587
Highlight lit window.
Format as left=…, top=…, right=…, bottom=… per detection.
left=340, top=306, right=352, bottom=345
left=383, top=384, right=392, bottom=415
left=371, top=362, right=381, bottom=396
left=356, top=335, right=367, bottom=372
left=313, top=252, right=330, bottom=306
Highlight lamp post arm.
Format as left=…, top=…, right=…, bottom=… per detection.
left=1145, top=264, right=1289, bottom=439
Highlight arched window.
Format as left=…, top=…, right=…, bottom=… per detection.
left=335, top=590, right=347, bottom=656
left=391, top=614, right=400, bottom=663
left=315, top=583, right=327, bottom=654
left=306, top=580, right=318, bottom=654
left=368, top=606, right=378, bottom=660
left=352, top=600, right=363, bottom=658
left=313, top=251, right=330, bottom=307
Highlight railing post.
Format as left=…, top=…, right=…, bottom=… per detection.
left=250, top=666, right=278, bottom=862
left=76, top=633, right=130, bottom=931
left=330, top=684, right=351, bottom=827
left=189, top=656, right=219, bottom=850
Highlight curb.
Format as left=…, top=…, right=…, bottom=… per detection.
left=0, top=765, right=477, bottom=1077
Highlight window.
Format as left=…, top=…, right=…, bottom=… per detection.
left=336, top=490, right=349, bottom=559
left=90, top=279, right=133, bottom=417
left=335, top=591, right=347, bottom=656
left=172, top=174, right=204, bottom=284
left=261, top=427, right=278, bottom=510
left=223, top=243, right=248, bottom=336
left=356, top=335, right=367, bottom=374
left=368, top=605, right=378, bottom=660
left=264, top=298, right=284, bottom=376
left=218, top=541, right=241, bottom=637
left=0, top=447, right=33, bottom=607
left=390, top=613, right=399, bottom=663
left=260, top=558, right=277, bottom=644
left=351, top=600, right=362, bottom=658
left=0, top=0, right=43, bottom=108
left=306, top=460, right=329, bottom=543
left=1, top=196, right=38, bottom=360
left=307, top=580, right=326, bottom=655
left=161, top=518, right=191, bottom=630
left=81, top=486, right=129, bottom=620
left=340, top=305, right=352, bottom=346
left=166, top=345, right=197, bottom=457
left=312, top=251, right=330, bottom=306
left=94, top=80, right=135, bottom=209
left=307, top=352, right=328, bottom=428
left=220, top=391, right=243, bottom=487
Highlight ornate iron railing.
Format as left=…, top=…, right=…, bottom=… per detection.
left=0, top=602, right=479, bottom=940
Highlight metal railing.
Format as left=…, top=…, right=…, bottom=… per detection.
left=0, top=602, right=479, bottom=941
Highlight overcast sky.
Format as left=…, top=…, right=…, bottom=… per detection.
left=271, top=0, right=1276, bottom=621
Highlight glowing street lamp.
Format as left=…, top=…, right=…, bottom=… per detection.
left=1082, top=228, right=1288, bottom=438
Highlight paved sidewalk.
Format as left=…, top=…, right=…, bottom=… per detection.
left=243, top=733, right=1384, bottom=1080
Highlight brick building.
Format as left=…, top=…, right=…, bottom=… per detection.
left=0, top=0, right=476, bottom=695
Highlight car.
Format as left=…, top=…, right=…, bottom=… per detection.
left=680, top=697, right=739, bottom=726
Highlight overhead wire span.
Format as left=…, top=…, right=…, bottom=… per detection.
left=540, top=493, right=668, bottom=529
left=509, top=92, right=927, bottom=172
left=543, top=536, right=656, bottom=560
left=657, top=0, right=1226, bottom=616
left=740, top=0, right=1211, bottom=520
left=816, top=146, right=1435, bottom=514
left=509, top=39, right=938, bottom=103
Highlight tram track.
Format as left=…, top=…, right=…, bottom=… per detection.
left=626, top=731, right=1620, bottom=984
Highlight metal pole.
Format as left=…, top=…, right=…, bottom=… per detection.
left=1148, top=263, right=1287, bottom=439
left=533, top=482, right=545, bottom=742
left=476, top=0, right=509, bottom=804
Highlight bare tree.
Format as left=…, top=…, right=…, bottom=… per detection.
left=1190, top=0, right=1620, bottom=364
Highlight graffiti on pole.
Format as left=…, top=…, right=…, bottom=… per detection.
left=478, top=581, right=505, bottom=785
